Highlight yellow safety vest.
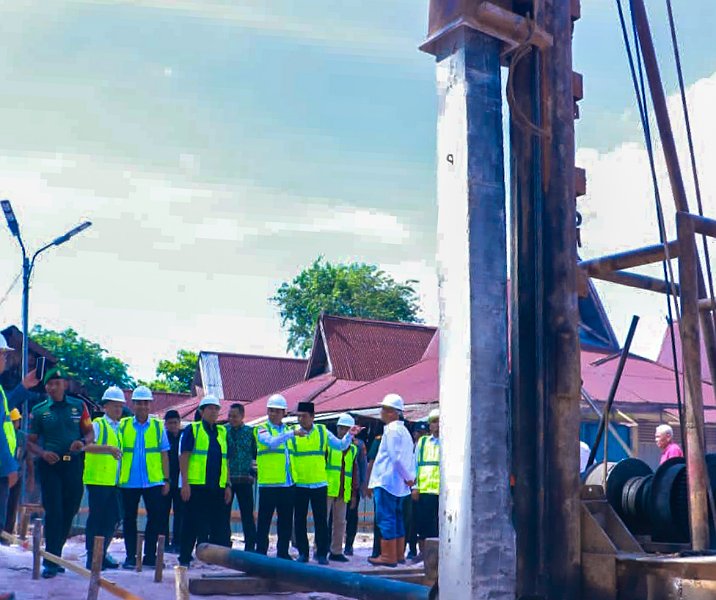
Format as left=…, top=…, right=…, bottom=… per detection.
left=327, top=444, right=357, bottom=503
left=416, top=436, right=440, bottom=494
left=290, top=423, right=329, bottom=486
left=1, top=386, right=16, bottom=462
left=187, top=421, right=228, bottom=488
left=83, top=417, right=120, bottom=486
left=118, top=417, right=165, bottom=486
left=254, top=421, right=295, bottom=486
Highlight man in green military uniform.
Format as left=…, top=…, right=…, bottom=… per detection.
left=27, top=367, right=94, bottom=579
left=83, top=386, right=125, bottom=569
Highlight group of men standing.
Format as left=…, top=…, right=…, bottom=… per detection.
left=1, top=331, right=443, bottom=586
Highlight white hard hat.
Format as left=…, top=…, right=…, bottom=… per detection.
left=102, top=386, right=126, bottom=403
left=0, top=334, right=14, bottom=353
left=337, top=413, right=355, bottom=428
left=382, top=393, right=404, bottom=412
left=199, top=394, right=221, bottom=408
left=267, top=394, right=288, bottom=410
left=428, top=409, right=439, bottom=422
left=131, top=385, right=154, bottom=401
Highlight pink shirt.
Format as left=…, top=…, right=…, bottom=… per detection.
left=660, top=442, right=684, bottom=465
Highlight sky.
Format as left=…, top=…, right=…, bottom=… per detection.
left=0, top=0, right=715, bottom=381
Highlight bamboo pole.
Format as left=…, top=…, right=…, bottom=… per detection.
left=174, top=566, right=190, bottom=600
left=87, top=536, right=105, bottom=600
left=155, top=535, right=165, bottom=583
left=32, top=518, right=42, bottom=580
left=136, top=533, right=144, bottom=572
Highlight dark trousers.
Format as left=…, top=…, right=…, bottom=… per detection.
left=256, top=486, right=294, bottom=557
left=38, top=459, right=84, bottom=566
left=0, top=477, right=10, bottom=535
left=372, top=497, right=381, bottom=557
left=3, top=476, right=21, bottom=534
left=121, top=486, right=165, bottom=561
left=228, top=479, right=257, bottom=551
left=293, top=486, right=328, bottom=558
left=416, top=493, right=439, bottom=540
left=86, top=485, right=120, bottom=561
left=407, top=497, right=418, bottom=552
left=162, top=485, right=183, bottom=548
left=179, top=485, right=229, bottom=563
left=345, top=500, right=359, bottom=551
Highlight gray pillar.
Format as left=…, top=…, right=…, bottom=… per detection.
left=434, top=26, right=516, bottom=599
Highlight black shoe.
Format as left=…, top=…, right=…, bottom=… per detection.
left=143, top=556, right=164, bottom=568
left=329, top=553, right=349, bottom=563
left=122, top=557, right=136, bottom=570
left=41, top=566, right=57, bottom=579
left=296, top=554, right=308, bottom=563
left=178, top=560, right=191, bottom=568
left=103, top=555, right=120, bottom=570
left=55, top=566, right=65, bottom=574
left=344, top=546, right=353, bottom=556
left=407, top=549, right=418, bottom=559
left=316, top=556, right=329, bottom=566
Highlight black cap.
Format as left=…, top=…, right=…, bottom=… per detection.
left=297, top=401, right=315, bottom=415
left=165, top=410, right=180, bottom=420
left=414, top=422, right=430, bottom=432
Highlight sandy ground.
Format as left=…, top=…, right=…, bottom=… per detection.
left=0, top=533, right=387, bottom=600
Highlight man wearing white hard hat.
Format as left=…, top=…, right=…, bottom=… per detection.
left=412, top=408, right=440, bottom=561
left=118, top=386, right=170, bottom=569
left=325, top=413, right=360, bottom=563
left=254, top=393, right=298, bottom=558
left=82, top=386, right=126, bottom=569
left=367, top=393, right=415, bottom=567
left=178, top=395, right=231, bottom=567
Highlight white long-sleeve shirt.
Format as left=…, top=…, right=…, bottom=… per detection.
left=368, top=420, right=416, bottom=497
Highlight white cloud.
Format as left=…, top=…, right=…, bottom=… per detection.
left=578, top=71, right=716, bottom=358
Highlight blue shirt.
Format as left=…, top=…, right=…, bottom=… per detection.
left=120, top=417, right=170, bottom=489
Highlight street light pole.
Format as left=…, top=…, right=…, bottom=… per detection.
left=1, top=199, right=92, bottom=504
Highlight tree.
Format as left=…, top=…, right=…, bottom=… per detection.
left=30, top=325, right=135, bottom=400
left=139, top=349, right=198, bottom=394
left=272, top=257, right=422, bottom=357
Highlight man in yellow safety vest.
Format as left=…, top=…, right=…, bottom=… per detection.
left=255, top=394, right=299, bottom=559
left=118, top=386, right=170, bottom=569
left=178, top=395, right=232, bottom=566
left=326, top=413, right=359, bottom=563
left=83, top=386, right=125, bottom=569
left=412, top=408, right=440, bottom=561
left=292, top=401, right=362, bottom=565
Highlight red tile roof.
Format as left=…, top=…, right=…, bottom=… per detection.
left=214, top=352, right=308, bottom=403
left=306, top=314, right=436, bottom=381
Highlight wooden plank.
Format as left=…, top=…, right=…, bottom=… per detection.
left=155, top=535, right=165, bottom=583
left=189, top=577, right=310, bottom=596
left=32, top=519, right=42, bottom=580
left=175, top=566, right=190, bottom=600
left=87, top=536, right=105, bottom=600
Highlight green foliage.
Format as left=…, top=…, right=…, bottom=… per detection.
left=272, top=257, right=422, bottom=357
left=140, top=349, right=198, bottom=394
left=30, top=325, right=135, bottom=400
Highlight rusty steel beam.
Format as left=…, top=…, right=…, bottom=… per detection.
left=682, top=212, right=716, bottom=240
left=676, top=212, right=710, bottom=550
left=579, top=241, right=679, bottom=277
left=195, top=545, right=431, bottom=600
left=590, top=270, right=679, bottom=296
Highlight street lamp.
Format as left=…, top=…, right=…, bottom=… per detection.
left=1, top=199, right=92, bottom=501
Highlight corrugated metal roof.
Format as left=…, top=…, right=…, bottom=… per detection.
left=215, top=352, right=308, bottom=403
left=306, top=314, right=436, bottom=382
left=656, top=321, right=712, bottom=383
